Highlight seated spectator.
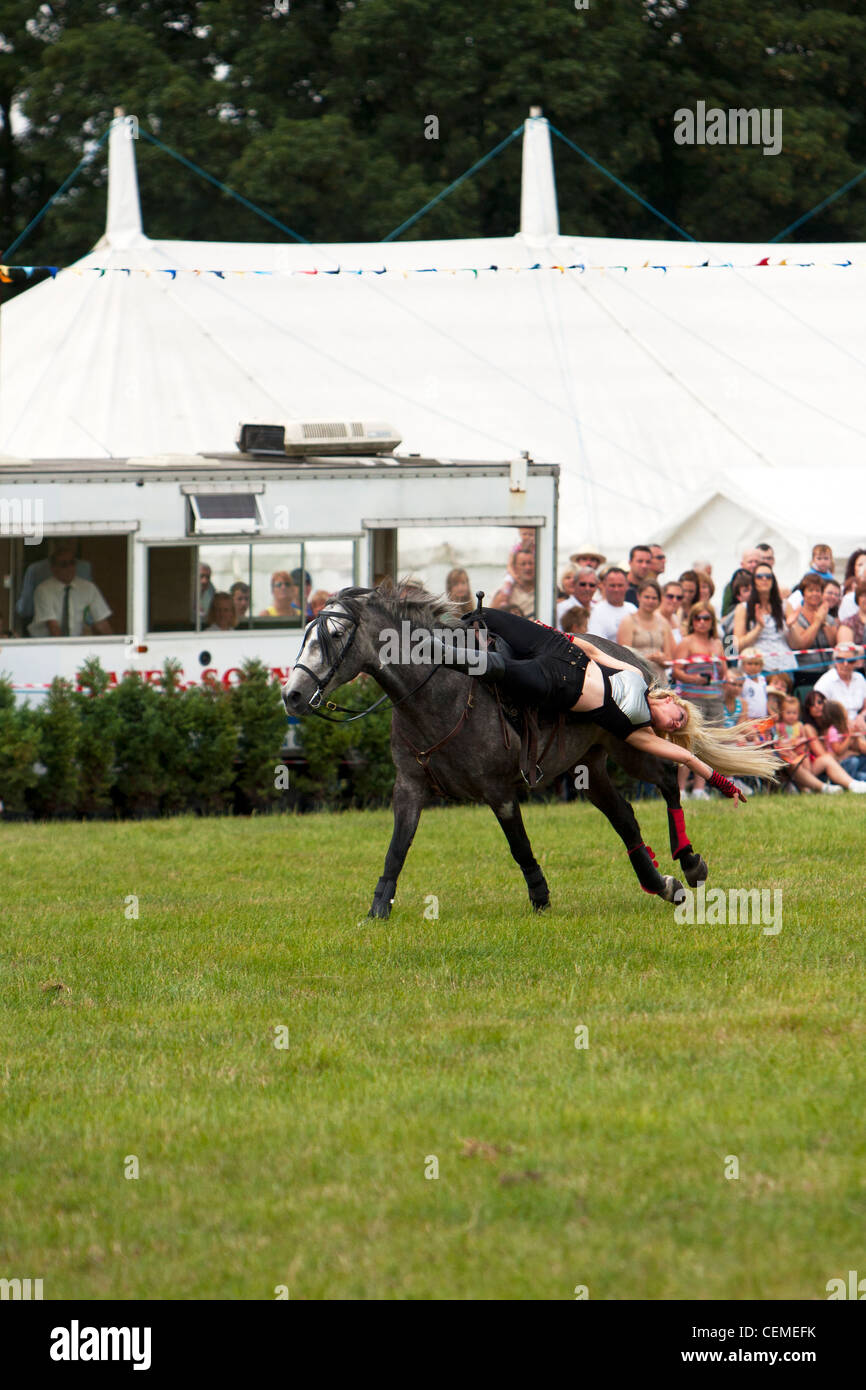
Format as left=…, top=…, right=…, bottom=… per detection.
left=738, top=648, right=768, bottom=719
left=445, top=567, right=474, bottom=615
left=659, top=581, right=684, bottom=646
left=804, top=695, right=866, bottom=781
left=205, top=592, right=236, bottom=630
left=673, top=603, right=727, bottom=798
left=29, top=545, right=112, bottom=637
left=786, top=573, right=838, bottom=659
left=230, top=581, right=250, bottom=624
left=309, top=589, right=331, bottom=617
left=814, top=644, right=866, bottom=733
left=259, top=571, right=301, bottom=621
left=786, top=543, right=835, bottom=614
left=722, top=671, right=747, bottom=728
left=492, top=549, right=535, bottom=617
left=839, top=552, right=866, bottom=622
left=732, top=564, right=793, bottom=670
left=291, top=568, right=314, bottom=620
left=198, top=563, right=215, bottom=621
left=783, top=693, right=866, bottom=792
left=561, top=604, right=589, bottom=635
left=624, top=545, right=653, bottom=606
left=16, top=545, right=92, bottom=630
left=721, top=548, right=762, bottom=616
left=587, top=566, right=635, bottom=642
left=568, top=543, right=606, bottom=572
left=838, top=582, right=866, bottom=648
left=616, top=579, right=673, bottom=684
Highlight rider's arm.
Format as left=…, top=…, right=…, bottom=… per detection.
left=624, top=726, right=713, bottom=779
left=571, top=637, right=642, bottom=675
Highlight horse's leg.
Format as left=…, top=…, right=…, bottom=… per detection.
left=583, top=747, right=684, bottom=903
left=491, top=797, right=550, bottom=911
left=600, top=738, right=708, bottom=888
left=368, top=773, right=425, bottom=919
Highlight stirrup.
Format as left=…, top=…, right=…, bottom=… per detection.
left=521, top=763, right=545, bottom=785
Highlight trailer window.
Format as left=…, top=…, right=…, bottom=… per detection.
left=6, top=535, right=128, bottom=637
left=394, top=525, right=538, bottom=617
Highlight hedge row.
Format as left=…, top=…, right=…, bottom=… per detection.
left=0, top=658, right=288, bottom=820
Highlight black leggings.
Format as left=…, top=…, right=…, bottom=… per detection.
left=477, top=608, right=589, bottom=710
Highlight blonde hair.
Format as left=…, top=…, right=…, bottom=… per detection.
left=647, top=687, right=781, bottom=780
left=738, top=646, right=764, bottom=667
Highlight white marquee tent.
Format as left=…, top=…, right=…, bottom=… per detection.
left=1, top=110, right=864, bottom=582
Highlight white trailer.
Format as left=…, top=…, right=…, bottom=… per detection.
left=0, top=426, right=559, bottom=708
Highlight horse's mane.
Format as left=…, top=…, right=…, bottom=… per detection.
left=333, top=579, right=463, bottom=631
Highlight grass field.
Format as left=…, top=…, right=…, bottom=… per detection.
left=2, top=796, right=864, bottom=1301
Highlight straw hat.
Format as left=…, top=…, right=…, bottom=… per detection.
left=569, top=543, right=607, bottom=566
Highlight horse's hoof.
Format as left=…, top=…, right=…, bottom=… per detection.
left=367, top=901, right=392, bottom=920
left=660, top=875, right=686, bottom=904
left=683, top=855, right=708, bottom=887
left=531, top=897, right=550, bottom=912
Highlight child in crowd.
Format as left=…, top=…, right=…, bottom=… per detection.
left=722, top=671, right=747, bottom=729
left=561, top=604, right=589, bottom=635
left=776, top=694, right=866, bottom=793
left=738, top=648, right=768, bottom=718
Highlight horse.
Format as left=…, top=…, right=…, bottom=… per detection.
left=283, top=584, right=708, bottom=918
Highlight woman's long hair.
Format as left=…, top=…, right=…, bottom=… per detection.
left=745, top=566, right=785, bottom=629
left=843, top=548, right=866, bottom=590
left=648, top=687, right=781, bottom=780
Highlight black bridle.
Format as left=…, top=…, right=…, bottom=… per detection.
left=291, top=605, right=441, bottom=724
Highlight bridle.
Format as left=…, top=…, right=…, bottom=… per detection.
left=291, top=605, right=441, bottom=724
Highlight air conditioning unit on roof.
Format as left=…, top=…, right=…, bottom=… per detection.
left=237, top=420, right=402, bottom=457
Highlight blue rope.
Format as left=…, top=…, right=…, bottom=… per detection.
left=769, top=167, right=866, bottom=242
left=547, top=123, right=696, bottom=242
left=137, top=129, right=308, bottom=243
left=381, top=125, right=524, bottom=241
left=1, top=127, right=112, bottom=261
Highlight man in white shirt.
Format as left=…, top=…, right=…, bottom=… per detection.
left=30, top=546, right=112, bottom=637
left=814, top=645, right=866, bottom=733
left=587, top=567, right=636, bottom=643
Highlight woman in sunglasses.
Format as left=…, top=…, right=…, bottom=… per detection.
left=259, top=570, right=301, bottom=621
left=671, top=602, right=728, bottom=798
left=732, top=564, right=793, bottom=671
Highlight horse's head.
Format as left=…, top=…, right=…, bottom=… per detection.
left=282, top=596, right=368, bottom=714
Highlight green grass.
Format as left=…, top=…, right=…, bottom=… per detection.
left=1, top=797, right=864, bottom=1300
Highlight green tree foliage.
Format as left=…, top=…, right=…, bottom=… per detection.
left=2, top=0, right=865, bottom=277
left=0, top=679, right=42, bottom=815
left=294, top=676, right=395, bottom=808
left=73, top=657, right=119, bottom=817
left=230, top=657, right=289, bottom=811
left=30, top=677, right=80, bottom=817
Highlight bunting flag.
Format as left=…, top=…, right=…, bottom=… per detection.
left=0, top=258, right=860, bottom=283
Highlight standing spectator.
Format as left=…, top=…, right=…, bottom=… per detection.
left=721, top=549, right=762, bottom=616
left=492, top=549, right=535, bottom=617
left=839, top=552, right=866, bottom=622
left=786, top=544, right=836, bottom=614
left=587, top=567, right=636, bottom=642
left=291, top=568, right=314, bottom=620
left=616, top=579, right=673, bottom=684
left=673, top=602, right=727, bottom=798
left=738, top=648, right=768, bottom=719
left=563, top=567, right=600, bottom=625
left=721, top=571, right=753, bottom=653
left=838, top=583, right=866, bottom=648
left=659, top=581, right=685, bottom=646
left=732, top=564, right=793, bottom=670
left=696, top=570, right=716, bottom=615
left=445, top=567, right=474, bottom=615
left=198, top=563, right=215, bottom=622
left=555, top=566, right=580, bottom=628
left=787, top=574, right=838, bottom=661
left=569, top=543, right=606, bottom=573
left=814, top=645, right=866, bottom=732
left=624, top=545, right=653, bottom=606
left=678, top=571, right=700, bottom=626
left=30, top=545, right=112, bottom=637
left=648, top=544, right=667, bottom=580
left=824, top=579, right=842, bottom=622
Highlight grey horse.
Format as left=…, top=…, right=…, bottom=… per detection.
left=283, top=585, right=709, bottom=918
